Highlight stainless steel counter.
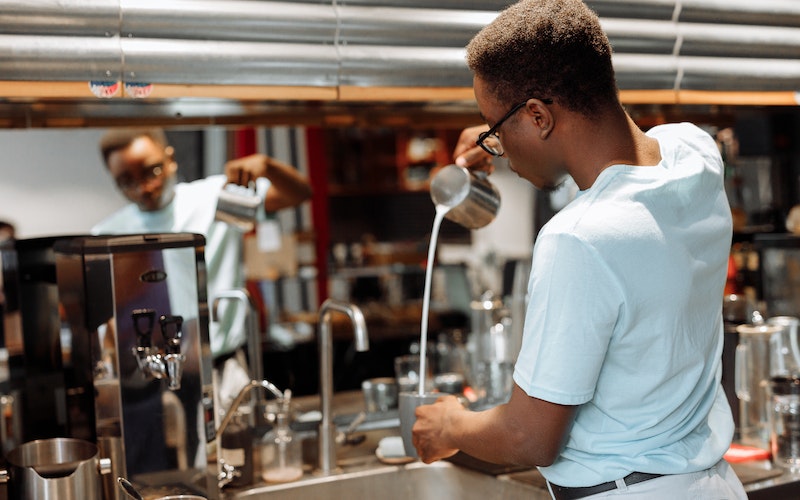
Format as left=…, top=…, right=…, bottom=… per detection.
left=224, top=390, right=800, bottom=499
left=734, top=460, right=800, bottom=499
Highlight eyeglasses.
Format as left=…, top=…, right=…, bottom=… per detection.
left=476, top=97, right=553, bottom=156
left=115, top=162, right=164, bottom=191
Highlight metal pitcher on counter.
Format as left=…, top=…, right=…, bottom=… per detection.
left=430, top=164, right=501, bottom=229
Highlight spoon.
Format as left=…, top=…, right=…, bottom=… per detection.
left=117, top=477, right=144, bottom=500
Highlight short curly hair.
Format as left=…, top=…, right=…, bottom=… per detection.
left=99, top=127, right=169, bottom=167
left=466, top=0, right=618, bottom=116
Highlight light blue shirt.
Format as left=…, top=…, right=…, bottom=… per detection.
left=93, top=174, right=269, bottom=358
left=513, top=123, right=734, bottom=486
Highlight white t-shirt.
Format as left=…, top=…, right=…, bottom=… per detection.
left=514, top=123, right=734, bottom=486
left=92, top=174, right=268, bottom=358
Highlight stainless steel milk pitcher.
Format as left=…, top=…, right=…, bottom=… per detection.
left=430, top=164, right=500, bottom=229
left=215, top=182, right=262, bottom=232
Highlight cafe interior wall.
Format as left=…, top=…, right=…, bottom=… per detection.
left=0, top=128, right=122, bottom=237
left=0, top=127, right=213, bottom=238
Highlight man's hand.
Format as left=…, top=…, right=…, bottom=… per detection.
left=412, top=395, right=465, bottom=463
left=223, top=154, right=312, bottom=212
left=224, top=154, right=269, bottom=186
left=453, top=125, right=495, bottom=174
left=411, top=385, right=576, bottom=467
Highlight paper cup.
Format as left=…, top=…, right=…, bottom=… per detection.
left=398, top=391, right=442, bottom=459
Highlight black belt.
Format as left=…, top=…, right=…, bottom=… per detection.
left=549, top=472, right=664, bottom=500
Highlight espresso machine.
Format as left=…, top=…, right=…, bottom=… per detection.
left=0, top=233, right=219, bottom=499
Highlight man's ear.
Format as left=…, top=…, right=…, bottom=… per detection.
left=527, top=98, right=554, bottom=140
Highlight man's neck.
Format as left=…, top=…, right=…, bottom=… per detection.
left=565, top=109, right=660, bottom=190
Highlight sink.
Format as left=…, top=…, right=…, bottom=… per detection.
left=231, top=460, right=549, bottom=500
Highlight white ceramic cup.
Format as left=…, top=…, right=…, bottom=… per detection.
left=398, top=391, right=443, bottom=459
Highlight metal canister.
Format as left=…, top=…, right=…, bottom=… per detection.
left=3, top=438, right=111, bottom=500
left=430, top=164, right=500, bottom=229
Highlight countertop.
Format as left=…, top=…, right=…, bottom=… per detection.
left=241, top=390, right=800, bottom=499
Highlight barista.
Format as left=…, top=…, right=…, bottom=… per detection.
left=411, top=1, right=746, bottom=499
left=92, top=128, right=312, bottom=409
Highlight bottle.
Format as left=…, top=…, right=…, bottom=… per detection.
left=260, top=396, right=303, bottom=483
left=220, top=407, right=254, bottom=487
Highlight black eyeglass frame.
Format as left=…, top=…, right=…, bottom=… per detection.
left=476, top=97, right=553, bottom=156
left=115, top=161, right=165, bottom=191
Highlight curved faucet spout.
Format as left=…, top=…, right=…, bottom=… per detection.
left=319, top=299, right=369, bottom=351
left=216, top=379, right=285, bottom=439
left=317, top=299, right=369, bottom=475
left=216, top=378, right=288, bottom=488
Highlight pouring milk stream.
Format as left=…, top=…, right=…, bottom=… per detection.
left=418, top=165, right=501, bottom=395
left=417, top=204, right=449, bottom=395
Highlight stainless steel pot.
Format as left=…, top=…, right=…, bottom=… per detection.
left=1, top=438, right=112, bottom=500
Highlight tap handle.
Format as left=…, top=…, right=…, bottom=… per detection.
left=132, top=309, right=156, bottom=348
left=159, top=315, right=184, bottom=354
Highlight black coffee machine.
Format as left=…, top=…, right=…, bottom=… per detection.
left=0, top=233, right=219, bottom=500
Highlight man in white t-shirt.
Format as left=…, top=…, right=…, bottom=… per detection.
left=411, top=1, right=747, bottom=499
left=92, top=128, right=311, bottom=408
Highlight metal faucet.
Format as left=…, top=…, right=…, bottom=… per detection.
left=131, top=310, right=186, bottom=390
left=216, top=379, right=287, bottom=488
left=317, top=299, right=369, bottom=475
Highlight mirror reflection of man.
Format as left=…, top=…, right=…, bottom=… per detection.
left=92, top=128, right=312, bottom=414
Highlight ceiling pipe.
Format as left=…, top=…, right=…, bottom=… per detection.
left=0, top=0, right=797, bottom=112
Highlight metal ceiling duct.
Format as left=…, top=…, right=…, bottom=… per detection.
left=120, top=0, right=337, bottom=44
left=0, top=34, right=121, bottom=81
left=336, top=5, right=495, bottom=48
left=0, top=0, right=119, bottom=36
left=0, top=0, right=798, bottom=91
left=121, top=38, right=339, bottom=86
left=0, top=0, right=798, bottom=128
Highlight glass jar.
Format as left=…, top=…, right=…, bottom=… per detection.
left=260, top=398, right=303, bottom=484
